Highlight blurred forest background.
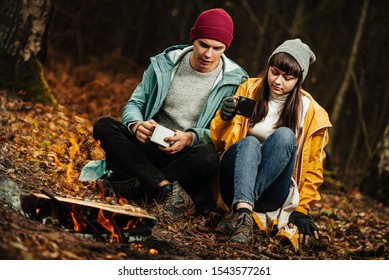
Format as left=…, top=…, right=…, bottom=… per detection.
left=1, top=0, right=389, bottom=204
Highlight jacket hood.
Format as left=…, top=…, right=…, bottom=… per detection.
left=154, top=45, right=248, bottom=85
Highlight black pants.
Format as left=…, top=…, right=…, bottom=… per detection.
left=93, top=116, right=220, bottom=197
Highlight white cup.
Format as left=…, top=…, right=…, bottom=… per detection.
left=150, top=124, right=175, bottom=147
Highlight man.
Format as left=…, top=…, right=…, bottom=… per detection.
left=79, top=8, right=248, bottom=219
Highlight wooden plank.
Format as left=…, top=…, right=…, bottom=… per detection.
left=30, top=193, right=157, bottom=221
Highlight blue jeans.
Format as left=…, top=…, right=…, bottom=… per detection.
left=219, top=127, right=296, bottom=212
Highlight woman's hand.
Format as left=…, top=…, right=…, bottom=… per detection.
left=220, top=96, right=238, bottom=121
left=288, top=211, right=319, bottom=245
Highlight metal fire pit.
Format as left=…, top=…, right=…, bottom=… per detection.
left=20, top=192, right=157, bottom=243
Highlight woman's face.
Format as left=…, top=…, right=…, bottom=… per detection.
left=267, top=66, right=298, bottom=95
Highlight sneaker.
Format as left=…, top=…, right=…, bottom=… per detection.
left=96, top=178, right=145, bottom=199
left=228, top=212, right=254, bottom=250
left=214, top=209, right=234, bottom=235
left=156, top=181, right=196, bottom=218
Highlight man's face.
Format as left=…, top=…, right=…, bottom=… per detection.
left=190, top=38, right=226, bottom=73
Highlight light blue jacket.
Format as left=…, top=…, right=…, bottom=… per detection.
left=79, top=45, right=248, bottom=181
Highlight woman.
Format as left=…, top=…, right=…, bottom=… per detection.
left=210, top=39, right=332, bottom=250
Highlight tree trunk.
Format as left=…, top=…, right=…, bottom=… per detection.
left=0, top=0, right=56, bottom=105
left=328, top=0, right=369, bottom=153
left=360, top=124, right=389, bottom=205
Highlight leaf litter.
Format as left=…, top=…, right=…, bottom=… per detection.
left=0, top=50, right=388, bottom=260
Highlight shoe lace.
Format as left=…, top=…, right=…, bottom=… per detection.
left=233, top=213, right=253, bottom=236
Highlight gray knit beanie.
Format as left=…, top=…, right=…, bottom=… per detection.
left=269, top=38, right=316, bottom=82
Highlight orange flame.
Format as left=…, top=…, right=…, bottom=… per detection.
left=70, top=211, right=80, bottom=231
left=149, top=248, right=158, bottom=254
left=133, top=243, right=145, bottom=251
left=66, top=137, right=80, bottom=183
left=123, top=217, right=144, bottom=231
left=97, top=209, right=122, bottom=243
left=118, top=197, right=128, bottom=205
left=54, top=155, right=62, bottom=165
left=68, top=137, right=80, bottom=160
left=70, top=205, right=86, bottom=232
left=66, top=162, right=74, bottom=183
left=123, top=219, right=135, bottom=230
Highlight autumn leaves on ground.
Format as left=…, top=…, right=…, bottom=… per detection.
left=0, top=51, right=388, bottom=260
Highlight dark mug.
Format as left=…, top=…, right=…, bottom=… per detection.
left=236, top=96, right=256, bottom=118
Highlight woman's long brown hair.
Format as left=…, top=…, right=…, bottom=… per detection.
left=250, top=52, right=303, bottom=133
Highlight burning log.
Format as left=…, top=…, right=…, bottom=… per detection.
left=20, top=191, right=157, bottom=243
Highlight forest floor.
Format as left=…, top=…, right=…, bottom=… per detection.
left=0, top=50, right=388, bottom=260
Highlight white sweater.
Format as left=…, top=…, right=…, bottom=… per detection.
left=248, top=91, right=289, bottom=143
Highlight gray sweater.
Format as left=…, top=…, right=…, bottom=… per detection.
left=156, top=52, right=223, bottom=131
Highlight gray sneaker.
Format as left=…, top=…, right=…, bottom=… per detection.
left=228, top=212, right=254, bottom=250
left=156, top=181, right=196, bottom=219
left=96, top=178, right=145, bottom=199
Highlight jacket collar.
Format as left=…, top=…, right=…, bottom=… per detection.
left=155, top=45, right=247, bottom=85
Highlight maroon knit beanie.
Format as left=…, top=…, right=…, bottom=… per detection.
left=190, top=8, right=234, bottom=49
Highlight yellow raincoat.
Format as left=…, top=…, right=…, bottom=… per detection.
left=210, top=78, right=332, bottom=249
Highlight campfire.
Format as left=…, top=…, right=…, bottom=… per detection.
left=20, top=191, right=157, bottom=244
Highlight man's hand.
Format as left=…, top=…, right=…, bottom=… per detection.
left=288, top=211, right=319, bottom=245
left=132, top=120, right=157, bottom=143
left=160, top=130, right=192, bottom=154
left=220, top=96, right=237, bottom=121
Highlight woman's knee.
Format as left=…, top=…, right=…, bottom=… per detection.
left=238, top=135, right=261, bottom=151
left=272, top=127, right=296, bottom=146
